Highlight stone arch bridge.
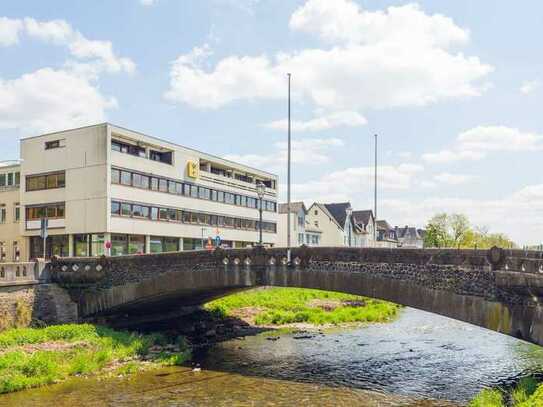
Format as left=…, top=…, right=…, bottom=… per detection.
left=49, top=247, right=543, bottom=346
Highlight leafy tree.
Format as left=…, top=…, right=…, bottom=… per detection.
left=423, top=213, right=516, bottom=249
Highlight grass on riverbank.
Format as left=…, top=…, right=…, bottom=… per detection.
left=205, top=287, right=400, bottom=326
left=469, top=378, right=543, bottom=407
left=0, top=324, right=190, bottom=394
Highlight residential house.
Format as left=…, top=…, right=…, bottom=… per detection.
left=376, top=220, right=399, bottom=248
left=305, top=202, right=346, bottom=246
left=352, top=209, right=376, bottom=247
left=395, top=226, right=425, bottom=248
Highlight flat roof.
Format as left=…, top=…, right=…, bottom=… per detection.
left=0, top=160, right=21, bottom=169
left=21, top=122, right=277, bottom=178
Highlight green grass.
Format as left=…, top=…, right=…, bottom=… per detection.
left=205, top=287, right=401, bottom=326
left=469, top=378, right=543, bottom=407
left=0, top=324, right=190, bottom=394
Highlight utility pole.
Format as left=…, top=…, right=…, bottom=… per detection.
left=374, top=134, right=378, bottom=243
left=287, top=73, right=292, bottom=262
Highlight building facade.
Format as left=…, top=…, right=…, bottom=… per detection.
left=0, top=123, right=278, bottom=261
left=395, top=226, right=425, bottom=249
left=277, top=202, right=321, bottom=247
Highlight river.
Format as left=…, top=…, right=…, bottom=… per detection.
left=2, top=308, right=543, bottom=406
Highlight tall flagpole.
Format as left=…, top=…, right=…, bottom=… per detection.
left=374, top=134, right=378, bottom=243
left=287, top=73, right=292, bottom=262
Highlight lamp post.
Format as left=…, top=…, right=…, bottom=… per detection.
left=256, top=182, right=265, bottom=246
left=346, top=206, right=353, bottom=247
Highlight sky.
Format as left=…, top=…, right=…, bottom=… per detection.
left=0, top=0, right=542, bottom=245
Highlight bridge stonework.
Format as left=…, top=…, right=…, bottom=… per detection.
left=49, top=247, right=543, bottom=346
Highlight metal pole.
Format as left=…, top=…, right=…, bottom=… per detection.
left=259, top=197, right=263, bottom=246
left=287, top=73, right=292, bottom=262
left=374, top=134, right=377, bottom=243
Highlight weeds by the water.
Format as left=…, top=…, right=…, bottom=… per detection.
left=205, top=287, right=400, bottom=326
left=0, top=324, right=190, bottom=394
left=468, top=377, right=543, bottom=407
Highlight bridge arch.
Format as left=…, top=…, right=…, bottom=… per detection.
left=49, top=246, right=543, bottom=346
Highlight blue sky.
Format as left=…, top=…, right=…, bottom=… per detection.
left=1, top=0, right=542, bottom=244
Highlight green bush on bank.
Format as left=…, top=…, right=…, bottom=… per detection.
left=205, top=287, right=400, bottom=326
left=0, top=324, right=190, bottom=394
left=468, top=378, right=543, bottom=407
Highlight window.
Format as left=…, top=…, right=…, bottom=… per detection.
left=7, top=173, right=13, bottom=186
left=14, top=203, right=20, bottom=222
left=199, top=187, right=210, bottom=200
left=0, top=205, right=5, bottom=224
left=120, top=171, right=131, bottom=186
left=132, top=205, right=144, bottom=217
left=150, top=207, right=158, bottom=220
left=26, top=171, right=66, bottom=191
left=128, top=235, right=145, bottom=254
left=74, top=234, right=89, bottom=257
left=217, top=191, right=224, bottom=202
left=149, top=150, right=172, bottom=164
left=0, top=174, right=5, bottom=187
left=111, top=168, right=120, bottom=184
left=26, top=203, right=65, bottom=220
left=121, top=203, right=131, bottom=216
left=45, top=140, right=61, bottom=150
left=298, top=233, right=304, bottom=244
left=111, top=234, right=128, bottom=256
left=168, top=181, right=176, bottom=194
left=159, top=207, right=168, bottom=220
left=168, top=208, right=177, bottom=221
left=111, top=140, right=145, bottom=158
left=0, top=242, right=5, bottom=261
left=190, top=185, right=198, bottom=198
left=111, top=201, right=120, bottom=215
left=150, top=177, right=159, bottom=191
left=14, top=172, right=20, bottom=186
left=176, top=182, right=183, bottom=195
left=91, top=234, right=105, bottom=256
left=159, top=179, right=168, bottom=193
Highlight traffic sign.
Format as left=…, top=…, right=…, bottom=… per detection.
left=215, top=236, right=221, bottom=247
left=40, top=218, right=48, bottom=240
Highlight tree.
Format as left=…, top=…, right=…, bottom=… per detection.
left=423, top=212, right=516, bottom=249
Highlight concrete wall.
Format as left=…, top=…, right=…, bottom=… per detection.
left=0, top=178, right=25, bottom=261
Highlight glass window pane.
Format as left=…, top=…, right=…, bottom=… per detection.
left=74, top=234, right=89, bottom=257
left=128, top=235, right=145, bottom=255
left=168, top=208, right=177, bottom=221
left=150, top=207, right=158, bottom=220
left=176, top=182, right=183, bottom=195
left=168, top=181, right=176, bottom=194
left=46, top=174, right=57, bottom=189
left=111, top=201, right=120, bottom=215
left=132, top=205, right=143, bottom=217
left=111, top=169, right=120, bottom=184
left=151, top=177, right=159, bottom=190
left=121, top=203, right=131, bottom=216
left=159, top=179, right=168, bottom=192
left=121, top=171, right=132, bottom=186
left=140, top=175, right=149, bottom=189
left=141, top=206, right=150, bottom=218
left=159, top=207, right=168, bottom=220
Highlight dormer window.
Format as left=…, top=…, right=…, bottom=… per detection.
left=45, top=140, right=61, bottom=150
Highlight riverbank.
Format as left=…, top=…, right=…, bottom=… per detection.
left=469, top=377, right=543, bottom=406
left=204, top=287, right=400, bottom=329
left=0, top=324, right=190, bottom=394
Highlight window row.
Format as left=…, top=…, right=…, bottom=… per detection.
left=111, top=139, right=173, bottom=165
left=111, top=168, right=277, bottom=212
left=26, top=171, right=66, bottom=191
left=0, top=172, right=20, bottom=188
left=0, top=204, right=20, bottom=224
left=26, top=203, right=65, bottom=220
left=111, top=200, right=277, bottom=233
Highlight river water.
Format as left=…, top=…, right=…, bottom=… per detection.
left=2, top=308, right=543, bottom=406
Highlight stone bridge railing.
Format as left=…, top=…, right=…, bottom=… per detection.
left=0, top=261, right=48, bottom=287
left=48, top=246, right=543, bottom=288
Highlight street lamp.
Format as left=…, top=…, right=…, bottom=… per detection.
left=346, top=206, right=353, bottom=247
left=256, top=182, right=266, bottom=246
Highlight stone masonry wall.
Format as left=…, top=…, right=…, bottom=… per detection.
left=0, top=284, right=78, bottom=331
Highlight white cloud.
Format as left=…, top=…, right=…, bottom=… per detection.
left=165, top=0, right=492, bottom=111
left=520, top=80, right=540, bottom=95
left=433, top=172, right=476, bottom=185
left=0, top=68, right=117, bottom=134
left=457, top=126, right=543, bottom=152
left=289, top=163, right=424, bottom=203
left=423, top=125, right=543, bottom=164
left=264, top=110, right=367, bottom=132
left=0, top=17, right=135, bottom=74
left=0, top=16, right=133, bottom=134
left=0, top=17, right=23, bottom=46
left=224, top=137, right=344, bottom=170
left=422, top=149, right=485, bottom=163
left=290, top=1, right=469, bottom=48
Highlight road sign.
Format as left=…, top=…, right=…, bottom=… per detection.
left=215, top=236, right=221, bottom=247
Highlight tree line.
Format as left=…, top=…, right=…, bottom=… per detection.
left=423, top=213, right=516, bottom=249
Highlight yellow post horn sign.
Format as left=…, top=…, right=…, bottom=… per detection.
left=187, top=160, right=199, bottom=178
